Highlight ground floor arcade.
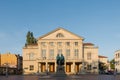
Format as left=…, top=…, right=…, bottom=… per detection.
left=38, top=62, right=83, bottom=74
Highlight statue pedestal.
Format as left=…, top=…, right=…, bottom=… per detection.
left=54, top=65, right=66, bottom=77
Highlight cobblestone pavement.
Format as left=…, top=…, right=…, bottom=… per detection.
left=0, top=74, right=120, bottom=80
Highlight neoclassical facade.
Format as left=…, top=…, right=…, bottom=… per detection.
left=115, top=50, right=120, bottom=73
left=23, top=28, right=99, bottom=74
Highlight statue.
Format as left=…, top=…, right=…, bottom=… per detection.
left=56, top=54, right=65, bottom=66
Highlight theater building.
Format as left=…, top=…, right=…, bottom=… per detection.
left=23, top=28, right=99, bottom=74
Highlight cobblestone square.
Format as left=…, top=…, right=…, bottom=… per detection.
left=0, top=74, right=120, bottom=80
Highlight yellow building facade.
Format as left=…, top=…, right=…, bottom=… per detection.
left=23, top=28, right=99, bottom=74
left=0, top=52, right=17, bottom=68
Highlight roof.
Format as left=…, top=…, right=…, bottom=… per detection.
left=99, top=55, right=108, bottom=58
left=38, top=27, right=84, bottom=40
left=83, top=43, right=94, bottom=45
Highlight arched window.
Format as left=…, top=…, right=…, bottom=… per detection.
left=56, top=33, right=64, bottom=38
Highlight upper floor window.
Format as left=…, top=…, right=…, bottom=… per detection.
left=29, top=53, right=34, bottom=60
left=57, top=42, right=62, bottom=46
left=66, top=49, right=70, bottom=57
left=87, top=52, right=91, bottom=60
left=66, top=42, right=70, bottom=46
left=41, top=49, right=46, bottom=58
left=74, top=49, right=79, bottom=56
left=56, top=33, right=64, bottom=38
left=74, top=42, right=78, bottom=46
left=58, top=49, right=62, bottom=54
left=41, top=42, right=46, bottom=46
left=49, top=42, right=54, bottom=46
left=50, top=49, right=54, bottom=58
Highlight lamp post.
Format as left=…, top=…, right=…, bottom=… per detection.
left=4, top=63, right=8, bottom=77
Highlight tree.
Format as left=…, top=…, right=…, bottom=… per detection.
left=25, top=31, right=37, bottom=45
left=99, top=61, right=108, bottom=71
left=110, top=59, right=115, bottom=70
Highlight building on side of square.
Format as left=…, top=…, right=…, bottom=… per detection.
left=0, top=52, right=22, bottom=74
left=23, top=28, right=99, bottom=74
left=114, top=50, right=120, bottom=73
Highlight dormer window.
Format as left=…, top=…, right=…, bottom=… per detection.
left=56, top=33, right=64, bottom=38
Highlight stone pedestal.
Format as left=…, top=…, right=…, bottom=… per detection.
left=54, top=65, right=66, bottom=77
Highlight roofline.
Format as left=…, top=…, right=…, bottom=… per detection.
left=99, top=55, right=108, bottom=58
left=37, top=27, right=84, bottom=40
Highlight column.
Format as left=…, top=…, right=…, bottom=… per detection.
left=72, top=62, right=75, bottom=74
left=39, top=63, right=41, bottom=73
left=55, top=62, right=57, bottom=72
left=46, top=62, right=48, bottom=71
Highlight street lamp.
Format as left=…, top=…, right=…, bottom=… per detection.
left=4, top=63, right=9, bottom=77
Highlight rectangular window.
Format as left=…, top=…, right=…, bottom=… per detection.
left=66, top=49, right=70, bottom=59
left=66, top=42, right=70, bottom=46
left=75, top=42, right=78, bottom=46
left=87, top=65, right=91, bottom=70
left=49, top=42, right=54, bottom=46
left=57, top=42, right=62, bottom=46
left=41, top=49, right=46, bottom=58
left=29, top=53, right=34, bottom=60
left=87, top=52, right=91, bottom=60
left=58, top=49, right=62, bottom=54
left=74, top=49, right=79, bottom=57
left=41, top=42, right=46, bottom=46
left=50, top=49, right=54, bottom=59
left=29, top=65, right=34, bottom=71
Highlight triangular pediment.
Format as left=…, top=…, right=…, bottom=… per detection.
left=38, top=27, right=84, bottom=40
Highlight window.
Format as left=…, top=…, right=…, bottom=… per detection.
left=41, top=49, right=46, bottom=58
left=29, top=53, right=34, bottom=60
left=87, top=52, right=91, bottom=60
left=29, top=65, right=34, bottom=70
left=66, top=42, right=70, bottom=46
left=57, top=42, right=62, bottom=46
left=49, top=42, right=54, bottom=46
left=50, top=49, right=54, bottom=58
left=74, top=49, right=79, bottom=57
left=56, top=33, right=64, bottom=37
left=41, top=42, right=46, bottom=46
left=58, top=49, right=62, bottom=54
left=75, top=42, right=78, bottom=46
left=66, top=49, right=70, bottom=58
left=87, top=65, right=91, bottom=70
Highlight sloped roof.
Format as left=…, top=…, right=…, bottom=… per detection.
left=38, top=27, right=84, bottom=40
left=83, top=43, right=94, bottom=45
left=99, top=55, right=108, bottom=58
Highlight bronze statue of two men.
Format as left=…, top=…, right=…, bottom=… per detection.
left=56, top=54, right=65, bottom=66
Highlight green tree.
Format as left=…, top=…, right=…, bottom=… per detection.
left=110, top=59, right=115, bottom=70
left=26, top=31, right=37, bottom=45
left=99, top=61, right=108, bottom=71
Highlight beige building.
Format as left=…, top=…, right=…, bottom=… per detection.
left=115, top=50, right=120, bottom=73
left=23, top=28, right=99, bottom=74
left=98, top=55, right=108, bottom=64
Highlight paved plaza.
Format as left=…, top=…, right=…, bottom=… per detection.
left=0, top=74, right=120, bottom=80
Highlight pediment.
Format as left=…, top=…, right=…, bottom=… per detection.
left=38, top=28, right=84, bottom=40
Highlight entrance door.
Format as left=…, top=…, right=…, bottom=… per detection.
left=49, top=63, right=55, bottom=72
left=41, top=63, right=46, bottom=72
left=75, top=64, right=79, bottom=73
left=66, top=64, right=71, bottom=72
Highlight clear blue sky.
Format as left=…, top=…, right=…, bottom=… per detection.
left=0, top=0, right=120, bottom=60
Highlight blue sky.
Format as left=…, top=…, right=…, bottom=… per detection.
left=0, top=0, right=120, bottom=60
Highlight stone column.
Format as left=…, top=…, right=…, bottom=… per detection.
left=55, top=62, right=57, bottom=72
left=72, top=62, right=75, bottom=74
left=39, top=63, right=41, bottom=73
left=46, top=62, right=48, bottom=71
